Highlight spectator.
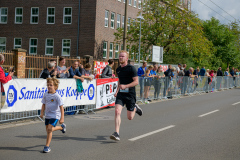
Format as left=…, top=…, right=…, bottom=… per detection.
left=40, top=62, right=57, bottom=79
left=101, top=59, right=114, bottom=78
left=154, top=66, right=165, bottom=100
left=151, top=64, right=158, bottom=93
left=137, top=61, right=147, bottom=99
left=112, top=70, right=116, bottom=78
left=193, top=67, right=200, bottom=76
left=39, top=59, right=56, bottom=78
left=230, top=67, right=235, bottom=87
left=144, top=65, right=154, bottom=104
left=81, top=63, right=93, bottom=81
left=93, top=70, right=100, bottom=79
left=216, top=67, right=223, bottom=90
left=49, top=59, right=57, bottom=67
left=183, top=64, right=187, bottom=73
left=69, top=61, right=84, bottom=82
left=0, top=54, right=14, bottom=92
left=204, top=69, right=211, bottom=93
left=200, top=66, right=206, bottom=77
left=183, top=67, right=196, bottom=95
left=224, top=68, right=230, bottom=88
left=78, top=62, right=83, bottom=74
left=176, top=63, right=181, bottom=76
left=193, top=67, right=200, bottom=92
left=163, top=64, right=173, bottom=98
left=57, top=57, right=70, bottom=78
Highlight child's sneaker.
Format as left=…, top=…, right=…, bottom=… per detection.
left=43, top=146, right=51, bottom=153
left=61, top=123, right=66, bottom=133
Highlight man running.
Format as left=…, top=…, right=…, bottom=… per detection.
left=110, top=51, right=143, bottom=141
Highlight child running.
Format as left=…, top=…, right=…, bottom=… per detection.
left=40, top=77, right=66, bottom=153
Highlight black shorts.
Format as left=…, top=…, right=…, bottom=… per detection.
left=115, top=93, right=136, bottom=111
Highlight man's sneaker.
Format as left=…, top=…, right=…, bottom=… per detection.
left=135, top=104, right=143, bottom=116
left=43, top=146, right=51, bottom=153
left=110, top=132, right=120, bottom=141
left=61, top=123, right=66, bottom=133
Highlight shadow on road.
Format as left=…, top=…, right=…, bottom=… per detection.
left=16, top=135, right=117, bottom=144
left=0, top=145, right=43, bottom=152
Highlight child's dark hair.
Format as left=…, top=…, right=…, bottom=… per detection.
left=47, top=78, right=60, bottom=89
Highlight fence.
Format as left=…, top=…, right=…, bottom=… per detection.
left=0, top=51, right=15, bottom=73
left=136, top=76, right=239, bottom=103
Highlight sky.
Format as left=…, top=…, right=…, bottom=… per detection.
left=191, top=0, right=240, bottom=24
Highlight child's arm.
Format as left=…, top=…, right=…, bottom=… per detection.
left=40, top=104, right=45, bottom=118
left=59, top=105, right=64, bottom=124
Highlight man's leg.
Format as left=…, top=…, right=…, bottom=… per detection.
left=115, top=104, right=123, bottom=133
left=127, top=108, right=136, bottom=120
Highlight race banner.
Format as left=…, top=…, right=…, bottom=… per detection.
left=1, top=79, right=96, bottom=113
left=96, top=78, right=118, bottom=109
left=94, top=61, right=108, bottom=75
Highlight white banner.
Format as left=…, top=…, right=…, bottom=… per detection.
left=1, top=79, right=96, bottom=113
left=96, top=78, right=118, bottom=109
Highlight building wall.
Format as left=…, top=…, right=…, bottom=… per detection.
left=94, top=0, right=140, bottom=60
left=0, top=0, right=79, bottom=56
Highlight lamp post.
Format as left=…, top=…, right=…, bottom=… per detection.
left=137, top=14, right=144, bottom=63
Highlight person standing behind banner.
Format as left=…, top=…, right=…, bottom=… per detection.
left=57, top=57, right=70, bottom=78
left=81, top=63, right=93, bottom=81
left=40, top=62, right=57, bottom=79
left=0, top=54, right=14, bottom=92
left=144, top=65, right=154, bottom=104
left=69, top=61, right=84, bottom=82
left=137, top=61, right=147, bottom=99
left=154, top=66, right=165, bottom=100
left=101, top=59, right=114, bottom=78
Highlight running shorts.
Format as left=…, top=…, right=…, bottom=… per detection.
left=115, top=93, right=136, bottom=111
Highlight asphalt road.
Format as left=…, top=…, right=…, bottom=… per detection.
left=1, top=88, right=240, bottom=160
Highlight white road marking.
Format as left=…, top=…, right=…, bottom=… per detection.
left=232, top=102, right=240, bottom=105
left=198, top=110, right=219, bottom=118
left=129, top=125, right=175, bottom=141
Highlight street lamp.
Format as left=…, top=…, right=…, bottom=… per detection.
left=137, top=14, right=144, bottom=64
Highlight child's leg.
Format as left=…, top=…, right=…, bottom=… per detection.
left=46, top=124, right=63, bottom=147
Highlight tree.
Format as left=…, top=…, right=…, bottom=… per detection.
left=114, top=0, right=214, bottom=68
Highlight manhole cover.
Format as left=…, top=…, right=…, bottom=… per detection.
left=75, top=115, right=114, bottom=120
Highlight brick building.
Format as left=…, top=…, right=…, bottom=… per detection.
left=0, top=0, right=191, bottom=59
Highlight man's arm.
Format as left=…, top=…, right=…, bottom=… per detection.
left=119, top=76, right=139, bottom=90
left=114, top=81, right=120, bottom=97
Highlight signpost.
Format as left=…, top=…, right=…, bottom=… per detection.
left=152, top=45, right=163, bottom=63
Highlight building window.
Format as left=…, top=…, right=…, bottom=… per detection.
left=0, top=8, right=8, bottom=24
left=14, top=38, right=22, bottom=49
left=0, top=37, right=6, bottom=52
left=105, top=10, right=109, bottom=27
left=128, top=18, right=131, bottom=31
left=29, top=38, right=38, bottom=55
left=111, top=12, right=115, bottom=29
left=15, top=7, right=23, bottom=24
left=63, top=7, right=72, bottom=24
left=134, top=0, right=137, bottom=7
left=31, top=7, right=39, bottom=24
left=109, top=43, right=113, bottom=58
left=129, top=0, right=132, bottom=6
left=123, top=0, right=126, bottom=3
left=117, top=14, right=121, bottom=29
left=103, top=42, right=107, bottom=58
left=62, top=39, right=71, bottom=56
left=121, top=44, right=123, bottom=50
left=47, top=7, right=55, bottom=24
left=115, top=44, right=119, bottom=59
left=138, top=0, right=141, bottom=9
left=118, top=0, right=121, bottom=2
left=122, top=15, right=124, bottom=28
left=45, top=39, right=54, bottom=55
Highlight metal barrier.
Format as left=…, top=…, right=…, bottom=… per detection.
left=136, top=76, right=239, bottom=104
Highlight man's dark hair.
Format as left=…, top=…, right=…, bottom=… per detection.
left=59, top=56, right=65, bottom=62
left=108, top=59, right=114, bottom=65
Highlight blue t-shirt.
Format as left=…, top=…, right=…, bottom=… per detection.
left=200, top=68, right=206, bottom=76
left=69, top=67, right=82, bottom=78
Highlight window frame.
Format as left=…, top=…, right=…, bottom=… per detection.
left=111, top=12, right=115, bottom=29
left=45, top=38, right=54, bottom=55
left=15, top=7, right=23, bottom=24
left=0, top=7, right=8, bottom=24
left=115, top=44, right=119, bottom=59
left=122, top=15, right=124, bottom=28
left=134, top=0, right=137, bottom=7
left=138, top=0, right=141, bottom=9
left=0, top=37, right=6, bottom=52
left=63, top=7, right=72, bottom=24
left=129, top=0, right=132, bottom=6
left=62, top=39, right=71, bottom=56
left=47, top=7, right=55, bottom=24
left=105, top=10, right=109, bottom=27
left=14, top=38, right=22, bottom=49
left=109, top=42, right=113, bottom=59
left=103, top=42, right=107, bottom=58
left=30, top=7, right=39, bottom=24
left=117, top=14, right=121, bottom=29
left=29, top=38, right=38, bottom=55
